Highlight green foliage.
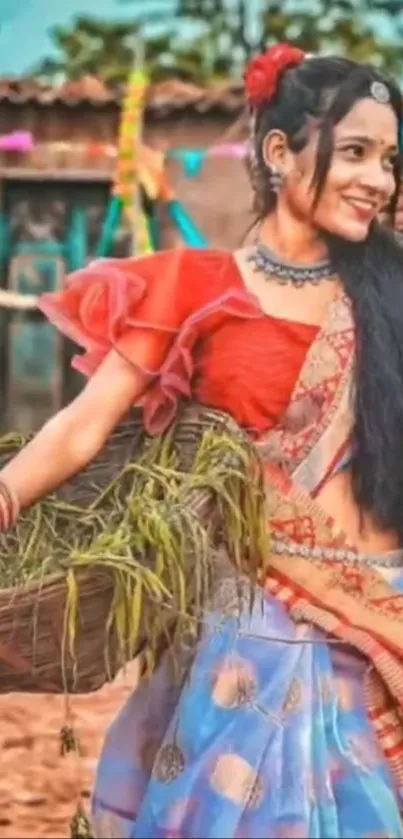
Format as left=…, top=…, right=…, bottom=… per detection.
left=258, top=1, right=403, bottom=74
left=33, top=11, right=186, bottom=84
left=176, top=0, right=403, bottom=77
left=34, top=16, right=139, bottom=84
left=33, top=0, right=403, bottom=85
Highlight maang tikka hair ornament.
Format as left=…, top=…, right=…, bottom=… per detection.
left=370, top=81, right=390, bottom=105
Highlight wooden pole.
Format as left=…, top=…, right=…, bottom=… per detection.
left=130, top=34, right=146, bottom=256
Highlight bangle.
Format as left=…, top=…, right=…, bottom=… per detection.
left=0, top=480, right=20, bottom=530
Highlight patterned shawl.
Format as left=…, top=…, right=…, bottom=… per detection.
left=257, top=287, right=403, bottom=788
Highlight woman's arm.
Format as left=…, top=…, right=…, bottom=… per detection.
left=0, top=345, right=154, bottom=512
left=0, top=248, right=202, bottom=522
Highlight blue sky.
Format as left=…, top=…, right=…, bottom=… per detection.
left=0, top=0, right=178, bottom=75
left=0, top=0, right=397, bottom=76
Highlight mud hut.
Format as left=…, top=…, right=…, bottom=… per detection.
left=0, top=76, right=251, bottom=432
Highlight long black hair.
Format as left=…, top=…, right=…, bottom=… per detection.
left=250, top=56, right=403, bottom=541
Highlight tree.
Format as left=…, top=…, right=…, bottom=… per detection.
left=34, top=16, right=141, bottom=84
left=258, top=0, right=403, bottom=73
left=33, top=13, right=180, bottom=85
left=33, top=8, right=231, bottom=85
left=174, top=0, right=403, bottom=78
left=34, top=0, right=403, bottom=86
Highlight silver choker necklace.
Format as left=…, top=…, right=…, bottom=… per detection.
left=247, top=243, right=335, bottom=287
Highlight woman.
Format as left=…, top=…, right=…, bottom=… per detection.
left=2, top=44, right=403, bottom=837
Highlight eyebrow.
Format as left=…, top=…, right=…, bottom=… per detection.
left=335, top=133, right=398, bottom=150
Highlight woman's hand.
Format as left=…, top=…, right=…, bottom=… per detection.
left=0, top=347, right=154, bottom=513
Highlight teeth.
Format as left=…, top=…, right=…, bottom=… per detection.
left=347, top=198, right=375, bottom=209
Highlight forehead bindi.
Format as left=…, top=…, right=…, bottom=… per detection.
left=335, top=98, right=398, bottom=148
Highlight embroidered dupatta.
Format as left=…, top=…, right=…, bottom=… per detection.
left=257, top=288, right=403, bottom=787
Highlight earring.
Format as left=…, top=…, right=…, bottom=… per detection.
left=268, top=164, right=284, bottom=194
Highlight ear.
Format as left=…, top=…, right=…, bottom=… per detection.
left=262, top=129, right=295, bottom=176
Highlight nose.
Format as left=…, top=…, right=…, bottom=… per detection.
left=359, top=159, right=394, bottom=198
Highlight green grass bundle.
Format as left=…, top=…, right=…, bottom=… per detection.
left=0, top=406, right=269, bottom=693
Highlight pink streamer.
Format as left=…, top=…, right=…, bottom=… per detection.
left=0, top=131, right=34, bottom=153
left=208, top=143, right=248, bottom=159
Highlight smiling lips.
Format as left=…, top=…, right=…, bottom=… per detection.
left=343, top=196, right=379, bottom=222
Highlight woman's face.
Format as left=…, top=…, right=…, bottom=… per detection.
left=280, top=97, right=399, bottom=241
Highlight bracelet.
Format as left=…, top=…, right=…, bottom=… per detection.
left=0, top=480, right=20, bottom=531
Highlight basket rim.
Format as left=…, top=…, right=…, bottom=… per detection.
left=0, top=563, right=114, bottom=599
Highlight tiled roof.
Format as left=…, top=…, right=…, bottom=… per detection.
left=0, top=76, right=245, bottom=114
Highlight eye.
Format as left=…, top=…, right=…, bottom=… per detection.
left=383, top=153, right=398, bottom=171
left=341, top=143, right=366, bottom=160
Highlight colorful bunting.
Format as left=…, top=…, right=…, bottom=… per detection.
left=167, top=143, right=247, bottom=177
left=0, top=131, right=34, bottom=153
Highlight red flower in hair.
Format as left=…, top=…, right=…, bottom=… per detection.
left=244, top=43, right=305, bottom=107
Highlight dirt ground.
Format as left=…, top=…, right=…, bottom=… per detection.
left=0, top=662, right=140, bottom=838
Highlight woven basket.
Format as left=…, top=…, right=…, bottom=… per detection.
left=0, top=404, right=253, bottom=696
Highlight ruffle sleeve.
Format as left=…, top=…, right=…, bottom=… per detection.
left=38, top=248, right=261, bottom=434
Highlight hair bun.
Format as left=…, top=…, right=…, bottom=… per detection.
left=244, top=43, right=305, bottom=108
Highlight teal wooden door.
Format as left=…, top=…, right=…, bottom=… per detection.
left=7, top=250, right=65, bottom=432
left=0, top=179, right=128, bottom=431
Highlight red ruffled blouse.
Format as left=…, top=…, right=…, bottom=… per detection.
left=38, top=249, right=318, bottom=436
